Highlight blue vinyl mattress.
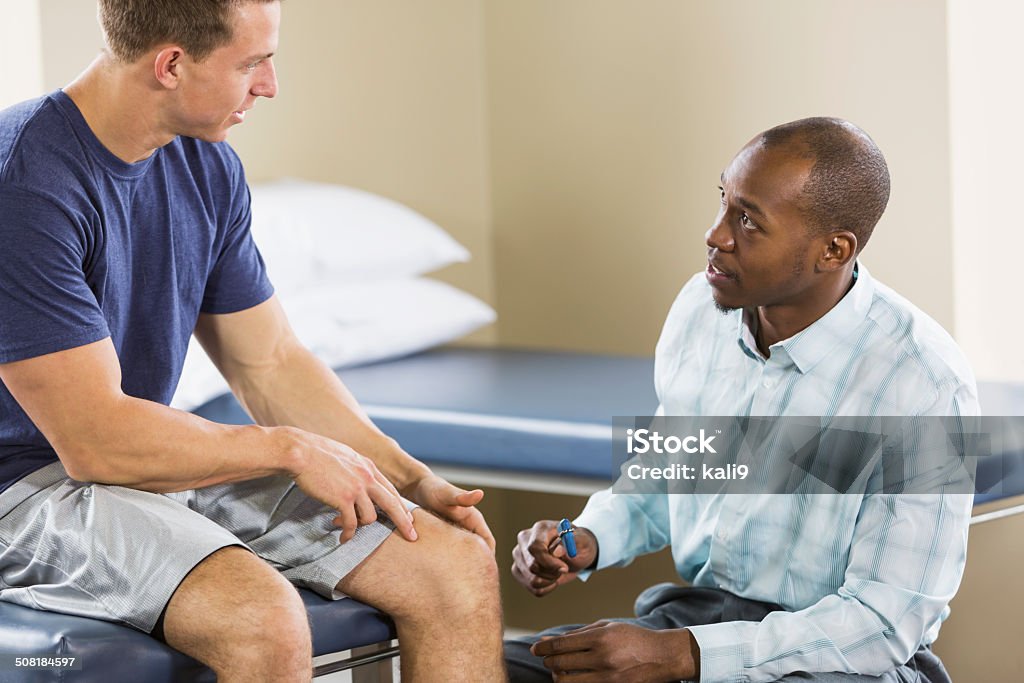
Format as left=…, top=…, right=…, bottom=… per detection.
left=192, top=348, right=1024, bottom=502
left=194, top=347, right=659, bottom=481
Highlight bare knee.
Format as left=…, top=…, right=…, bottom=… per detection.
left=443, top=529, right=500, bottom=609
left=164, top=546, right=311, bottom=679
left=339, top=510, right=503, bottom=631
left=397, top=518, right=501, bottom=622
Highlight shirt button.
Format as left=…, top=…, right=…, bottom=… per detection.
left=716, top=528, right=726, bottom=540
left=762, top=378, right=774, bottom=388
left=81, top=487, right=92, bottom=498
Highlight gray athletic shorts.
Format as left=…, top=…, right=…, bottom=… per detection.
left=0, top=461, right=397, bottom=633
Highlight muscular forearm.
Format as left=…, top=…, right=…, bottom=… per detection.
left=64, top=394, right=304, bottom=492
left=225, top=343, right=431, bottom=491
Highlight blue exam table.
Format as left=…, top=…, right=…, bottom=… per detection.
left=0, top=348, right=655, bottom=681
left=2, top=347, right=1022, bottom=681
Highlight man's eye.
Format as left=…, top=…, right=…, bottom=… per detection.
left=718, top=186, right=726, bottom=204
left=740, top=213, right=756, bottom=230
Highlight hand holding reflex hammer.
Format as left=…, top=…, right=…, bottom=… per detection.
left=511, top=519, right=599, bottom=597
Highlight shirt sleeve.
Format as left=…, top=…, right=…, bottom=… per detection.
left=574, top=402, right=673, bottom=579
left=687, top=384, right=977, bottom=683
left=200, top=149, right=274, bottom=314
left=573, top=487, right=672, bottom=581
left=0, top=186, right=110, bottom=363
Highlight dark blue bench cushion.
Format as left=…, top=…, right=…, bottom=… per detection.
left=194, top=347, right=658, bottom=480
left=0, top=589, right=395, bottom=682
left=3, top=353, right=1021, bottom=681
left=974, top=381, right=1024, bottom=504
left=194, top=348, right=1024, bottom=503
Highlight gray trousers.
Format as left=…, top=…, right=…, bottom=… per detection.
left=504, top=584, right=951, bottom=683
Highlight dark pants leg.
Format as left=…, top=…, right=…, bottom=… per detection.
left=504, top=584, right=950, bottom=683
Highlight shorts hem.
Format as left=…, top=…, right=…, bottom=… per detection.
left=131, top=540, right=251, bottom=634
left=282, top=518, right=396, bottom=601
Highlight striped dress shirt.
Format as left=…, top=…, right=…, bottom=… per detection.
left=575, top=263, right=977, bottom=682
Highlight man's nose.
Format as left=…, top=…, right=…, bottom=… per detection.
left=705, top=212, right=735, bottom=252
left=252, top=58, right=278, bottom=99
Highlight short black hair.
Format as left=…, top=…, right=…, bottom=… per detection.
left=760, top=117, right=890, bottom=253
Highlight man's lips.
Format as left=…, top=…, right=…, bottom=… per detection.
left=707, top=260, right=735, bottom=279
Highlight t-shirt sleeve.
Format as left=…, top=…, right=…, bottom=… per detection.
left=200, top=151, right=274, bottom=314
left=0, top=186, right=110, bottom=363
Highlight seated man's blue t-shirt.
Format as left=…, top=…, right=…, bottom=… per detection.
left=0, top=90, right=274, bottom=493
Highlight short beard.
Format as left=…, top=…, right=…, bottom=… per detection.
left=712, top=297, right=740, bottom=315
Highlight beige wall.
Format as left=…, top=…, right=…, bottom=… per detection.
left=0, top=0, right=43, bottom=110
left=948, top=0, right=1024, bottom=382
left=485, top=0, right=953, bottom=355
left=36, top=0, right=498, bottom=345
left=229, top=0, right=496, bottom=344
left=932, top=498, right=1024, bottom=681
left=33, top=0, right=956, bottom=357
left=37, top=0, right=101, bottom=90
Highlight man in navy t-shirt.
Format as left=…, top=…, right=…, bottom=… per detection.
left=0, top=1, right=505, bottom=680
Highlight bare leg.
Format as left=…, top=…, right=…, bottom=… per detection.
left=162, top=546, right=313, bottom=683
left=339, top=509, right=506, bottom=681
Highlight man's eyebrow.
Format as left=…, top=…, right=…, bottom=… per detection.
left=737, top=196, right=767, bottom=220
left=720, top=171, right=769, bottom=220
left=243, top=52, right=275, bottom=62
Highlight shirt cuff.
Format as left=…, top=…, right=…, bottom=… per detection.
left=686, top=621, right=757, bottom=683
left=572, top=507, right=624, bottom=581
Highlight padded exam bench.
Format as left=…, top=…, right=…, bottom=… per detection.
left=0, top=589, right=396, bottom=682
left=3, top=347, right=1022, bottom=681
left=0, top=348, right=656, bottom=682
left=196, top=347, right=1024, bottom=503
left=199, top=346, right=659, bottom=493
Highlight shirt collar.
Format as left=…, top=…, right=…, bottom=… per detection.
left=735, top=262, right=875, bottom=373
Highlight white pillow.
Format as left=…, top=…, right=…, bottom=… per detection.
left=171, top=278, right=496, bottom=411
left=249, top=179, right=470, bottom=293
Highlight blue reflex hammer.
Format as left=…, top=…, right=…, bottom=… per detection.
left=558, top=518, right=577, bottom=558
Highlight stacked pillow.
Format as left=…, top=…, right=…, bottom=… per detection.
left=170, top=179, right=495, bottom=411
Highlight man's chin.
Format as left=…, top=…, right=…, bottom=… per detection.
left=212, top=131, right=231, bottom=142
left=711, top=292, right=741, bottom=315
left=182, top=124, right=233, bottom=144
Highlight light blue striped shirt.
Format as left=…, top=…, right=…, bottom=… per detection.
left=575, top=264, right=977, bottom=682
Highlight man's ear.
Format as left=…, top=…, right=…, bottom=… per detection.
left=818, top=230, right=857, bottom=272
left=153, top=47, right=185, bottom=89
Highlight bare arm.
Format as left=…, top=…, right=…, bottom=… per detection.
left=0, top=335, right=416, bottom=543
left=194, top=295, right=431, bottom=490
left=194, top=295, right=494, bottom=547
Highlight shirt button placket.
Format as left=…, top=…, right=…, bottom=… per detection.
left=711, top=502, right=732, bottom=589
